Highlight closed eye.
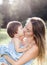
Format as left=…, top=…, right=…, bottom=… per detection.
left=26, top=28, right=31, bottom=32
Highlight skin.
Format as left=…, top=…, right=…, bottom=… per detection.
left=13, top=25, right=32, bottom=53
left=13, top=38, right=32, bottom=53
left=1, top=21, right=38, bottom=65
left=14, top=25, right=24, bottom=37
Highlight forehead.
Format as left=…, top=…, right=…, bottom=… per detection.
left=25, top=22, right=32, bottom=30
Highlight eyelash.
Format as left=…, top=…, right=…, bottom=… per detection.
left=25, top=27, right=31, bottom=32
left=26, top=29, right=31, bottom=32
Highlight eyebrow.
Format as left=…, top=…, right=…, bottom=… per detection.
left=26, top=28, right=31, bottom=31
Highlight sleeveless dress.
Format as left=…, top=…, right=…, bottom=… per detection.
left=0, top=41, right=33, bottom=65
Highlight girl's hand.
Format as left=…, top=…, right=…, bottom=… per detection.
left=1, top=63, right=8, bottom=65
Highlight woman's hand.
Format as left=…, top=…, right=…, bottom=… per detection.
left=3, top=45, right=38, bottom=65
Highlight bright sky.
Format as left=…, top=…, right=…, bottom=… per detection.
left=9, top=0, right=13, bottom=4
left=0, top=0, right=13, bottom=5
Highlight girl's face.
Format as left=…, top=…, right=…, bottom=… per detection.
left=17, top=25, right=24, bottom=37
left=23, top=21, right=33, bottom=37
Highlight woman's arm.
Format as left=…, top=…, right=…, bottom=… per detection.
left=3, top=55, right=16, bottom=65
left=4, top=45, right=38, bottom=65
left=15, top=45, right=38, bottom=65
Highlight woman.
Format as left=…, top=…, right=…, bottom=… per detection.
left=2, top=17, right=46, bottom=65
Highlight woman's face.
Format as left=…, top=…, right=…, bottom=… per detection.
left=24, top=21, right=33, bottom=37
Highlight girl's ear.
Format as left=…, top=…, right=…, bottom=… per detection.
left=14, top=33, right=19, bottom=38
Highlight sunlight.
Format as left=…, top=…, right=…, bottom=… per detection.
left=9, top=0, right=13, bottom=4
left=0, top=0, right=3, bottom=5
left=0, top=0, right=14, bottom=5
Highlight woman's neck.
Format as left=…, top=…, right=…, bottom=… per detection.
left=27, top=36, right=35, bottom=44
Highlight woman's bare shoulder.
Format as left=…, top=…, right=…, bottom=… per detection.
left=27, top=44, right=38, bottom=59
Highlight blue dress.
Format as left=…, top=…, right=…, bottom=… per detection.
left=0, top=41, right=33, bottom=65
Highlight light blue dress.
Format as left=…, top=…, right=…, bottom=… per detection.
left=0, top=41, right=33, bottom=65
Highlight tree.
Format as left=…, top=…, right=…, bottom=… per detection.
left=1, top=0, right=11, bottom=28
left=0, top=13, right=4, bottom=28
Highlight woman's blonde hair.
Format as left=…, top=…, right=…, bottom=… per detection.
left=27, top=17, right=46, bottom=64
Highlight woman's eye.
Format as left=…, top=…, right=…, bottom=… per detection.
left=27, top=29, right=30, bottom=32
left=27, top=29, right=31, bottom=32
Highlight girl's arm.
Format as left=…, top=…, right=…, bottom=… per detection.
left=4, top=45, right=38, bottom=65
left=1, top=63, right=8, bottom=65
left=14, top=38, right=31, bottom=52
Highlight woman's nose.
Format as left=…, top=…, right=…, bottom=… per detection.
left=23, top=27, right=26, bottom=32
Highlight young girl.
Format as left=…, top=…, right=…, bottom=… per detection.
left=0, top=21, right=32, bottom=65
left=7, top=21, right=32, bottom=53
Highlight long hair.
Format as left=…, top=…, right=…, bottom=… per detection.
left=27, top=17, right=46, bottom=63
